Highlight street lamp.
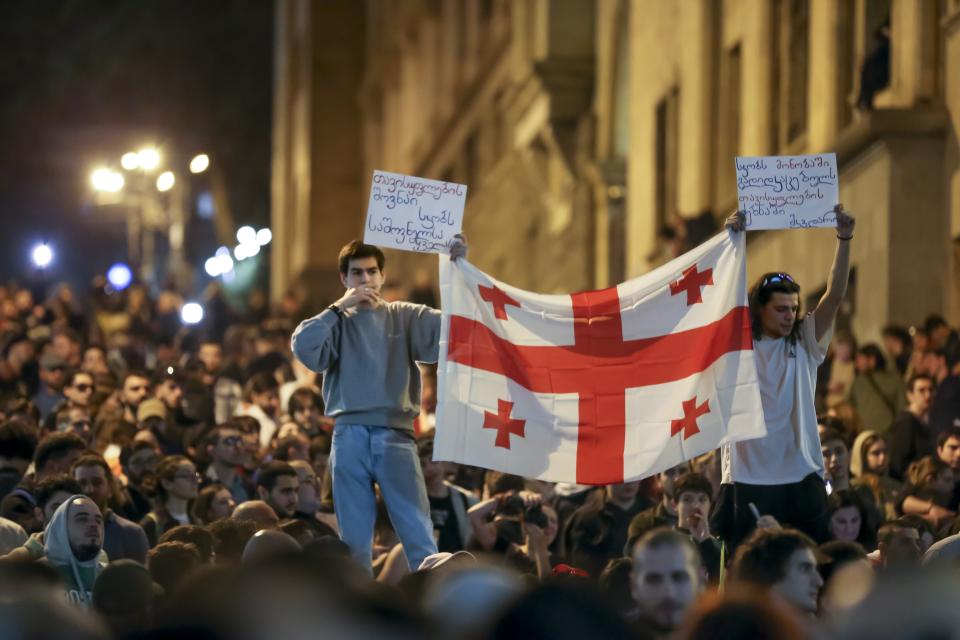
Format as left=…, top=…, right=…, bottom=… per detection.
left=190, top=154, right=210, bottom=174
left=180, top=302, right=204, bottom=325
left=156, top=171, right=175, bottom=192
left=91, top=167, right=125, bottom=192
left=256, top=228, right=272, bottom=245
left=121, top=152, right=140, bottom=171
left=137, top=148, right=160, bottom=172
left=31, top=243, right=53, bottom=268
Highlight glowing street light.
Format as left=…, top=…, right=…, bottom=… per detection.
left=189, top=154, right=210, bottom=174
left=156, top=171, right=175, bottom=192
left=91, top=167, right=125, bottom=192
left=256, top=228, right=272, bottom=245
left=107, top=263, right=133, bottom=290
left=31, top=244, right=53, bottom=268
left=121, top=152, right=140, bottom=171
left=137, top=148, right=161, bottom=171
left=236, top=226, right=256, bottom=245
left=180, top=302, right=204, bottom=325
left=204, top=257, right=222, bottom=277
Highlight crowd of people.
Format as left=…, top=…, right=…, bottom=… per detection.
left=1, top=222, right=960, bottom=640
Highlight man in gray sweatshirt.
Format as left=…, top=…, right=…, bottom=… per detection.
left=291, top=238, right=466, bottom=573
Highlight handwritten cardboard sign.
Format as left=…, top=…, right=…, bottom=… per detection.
left=735, top=153, right=839, bottom=230
left=363, top=170, right=467, bottom=254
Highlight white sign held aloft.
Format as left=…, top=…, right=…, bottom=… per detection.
left=364, top=170, right=467, bottom=254
left=735, top=153, right=839, bottom=230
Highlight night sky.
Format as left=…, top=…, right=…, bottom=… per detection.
left=0, top=0, right=273, bottom=294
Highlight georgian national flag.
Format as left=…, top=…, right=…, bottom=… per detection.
left=433, top=231, right=766, bottom=485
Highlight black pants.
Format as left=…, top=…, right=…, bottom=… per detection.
left=710, top=473, right=828, bottom=552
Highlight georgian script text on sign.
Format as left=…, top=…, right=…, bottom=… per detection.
left=363, top=170, right=467, bottom=254
left=735, top=153, right=839, bottom=230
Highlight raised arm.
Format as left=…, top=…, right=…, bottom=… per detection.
left=812, top=205, right=856, bottom=341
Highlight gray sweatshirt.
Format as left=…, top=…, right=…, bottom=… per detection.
left=291, top=302, right=441, bottom=430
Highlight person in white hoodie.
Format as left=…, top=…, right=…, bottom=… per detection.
left=42, top=495, right=107, bottom=608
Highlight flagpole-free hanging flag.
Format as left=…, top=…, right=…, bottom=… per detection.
left=434, top=231, right=766, bottom=485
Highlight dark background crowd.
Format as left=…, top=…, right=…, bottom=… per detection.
left=1, top=273, right=960, bottom=640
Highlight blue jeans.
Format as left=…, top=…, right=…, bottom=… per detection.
left=330, top=424, right=437, bottom=573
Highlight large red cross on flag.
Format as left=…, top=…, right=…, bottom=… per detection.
left=434, top=232, right=766, bottom=485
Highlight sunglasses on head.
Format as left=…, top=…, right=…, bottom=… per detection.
left=761, top=273, right=795, bottom=288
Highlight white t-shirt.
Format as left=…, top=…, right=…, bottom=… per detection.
left=722, top=315, right=831, bottom=485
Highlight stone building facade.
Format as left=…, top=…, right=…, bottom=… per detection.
left=272, top=0, right=960, bottom=340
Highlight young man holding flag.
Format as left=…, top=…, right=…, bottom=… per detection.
left=713, top=205, right=856, bottom=550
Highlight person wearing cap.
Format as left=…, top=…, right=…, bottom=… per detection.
left=40, top=494, right=108, bottom=608
left=713, top=206, right=856, bottom=551
left=138, top=397, right=185, bottom=456
left=291, top=237, right=467, bottom=574
left=32, top=352, right=68, bottom=420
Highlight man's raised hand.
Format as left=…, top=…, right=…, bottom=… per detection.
left=336, top=286, right=380, bottom=310
left=834, top=204, right=855, bottom=239
left=449, top=234, right=469, bottom=261
left=725, top=210, right=746, bottom=233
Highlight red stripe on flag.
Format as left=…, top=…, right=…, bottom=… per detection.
left=447, top=303, right=753, bottom=484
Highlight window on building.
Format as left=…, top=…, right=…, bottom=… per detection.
left=779, top=0, right=809, bottom=146
left=655, top=87, right=680, bottom=232
left=837, top=0, right=856, bottom=129
left=713, top=45, right=740, bottom=212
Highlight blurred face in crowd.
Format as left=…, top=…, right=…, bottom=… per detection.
left=64, top=372, right=94, bottom=407
left=607, top=481, right=641, bottom=506
left=252, top=388, right=280, bottom=418
left=291, top=400, right=320, bottom=432
left=122, top=375, right=151, bottom=410
left=59, top=408, right=92, bottom=445
left=198, top=343, right=223, bottom=374
left=291, top=461, right=319, bottom=516
left=167, top=462, right=200, bottom=501
left=759, top=292, right=800, bottom=339
left=81, top=347, right=110, bottom=376
left=67, top=498, right=104, bottom=562
left=676, top=490, right=711, bottom=533
left=631, top=542, right=702, bottom=631
left=209, top=488, right=236, bottom=521
left=829, top=505, right=862, bottom=542
left=773, top=547, right=823, bottom=614
left=907, top=377, right=935, bottom=417
left=938, top=436, right=960, bottom=471
left=659, top=465, right=686, bottom=504
left=834, top=338, right=854, bottom=362
left=74, top=464, right=111, bottom=512
left=40, top=363, right=67, bottom=391
left=340, top=257, right=385, bottom=306
left=881, top=526, right=921, bottom=567
left=125, top=446, right=160, bottom=485
left=923, top=352, right=948, bottom=380
left=821, top=438, right=850, bottom=485
left=6, top=340, right=34, bottom=368
left=865, top=438, right=889, bottom=475
left=210, top=429, right=245, bottom=466
left=259, top=474, right=299, bottom=518
left=854, top=352, right=877, bottom=374
left=156, top=379, right=183, bottom=410
left=52, top=334, right=80, bottom=367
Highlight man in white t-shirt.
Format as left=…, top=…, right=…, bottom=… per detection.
left=712, top=206, right=856, bottom=550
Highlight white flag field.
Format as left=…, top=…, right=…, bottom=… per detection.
left=434, top=231, right=766, bottom=485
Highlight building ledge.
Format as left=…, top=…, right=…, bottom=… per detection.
left=833, top=106, right=949, bottom=165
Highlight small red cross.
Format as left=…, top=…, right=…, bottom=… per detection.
left=669, top=265, right=714, bottom=305
left=483, top=399, right=526, bottom=449
left=479, top=284, right=521, bottom=320
left=670, top=397, right=710, bottom=440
